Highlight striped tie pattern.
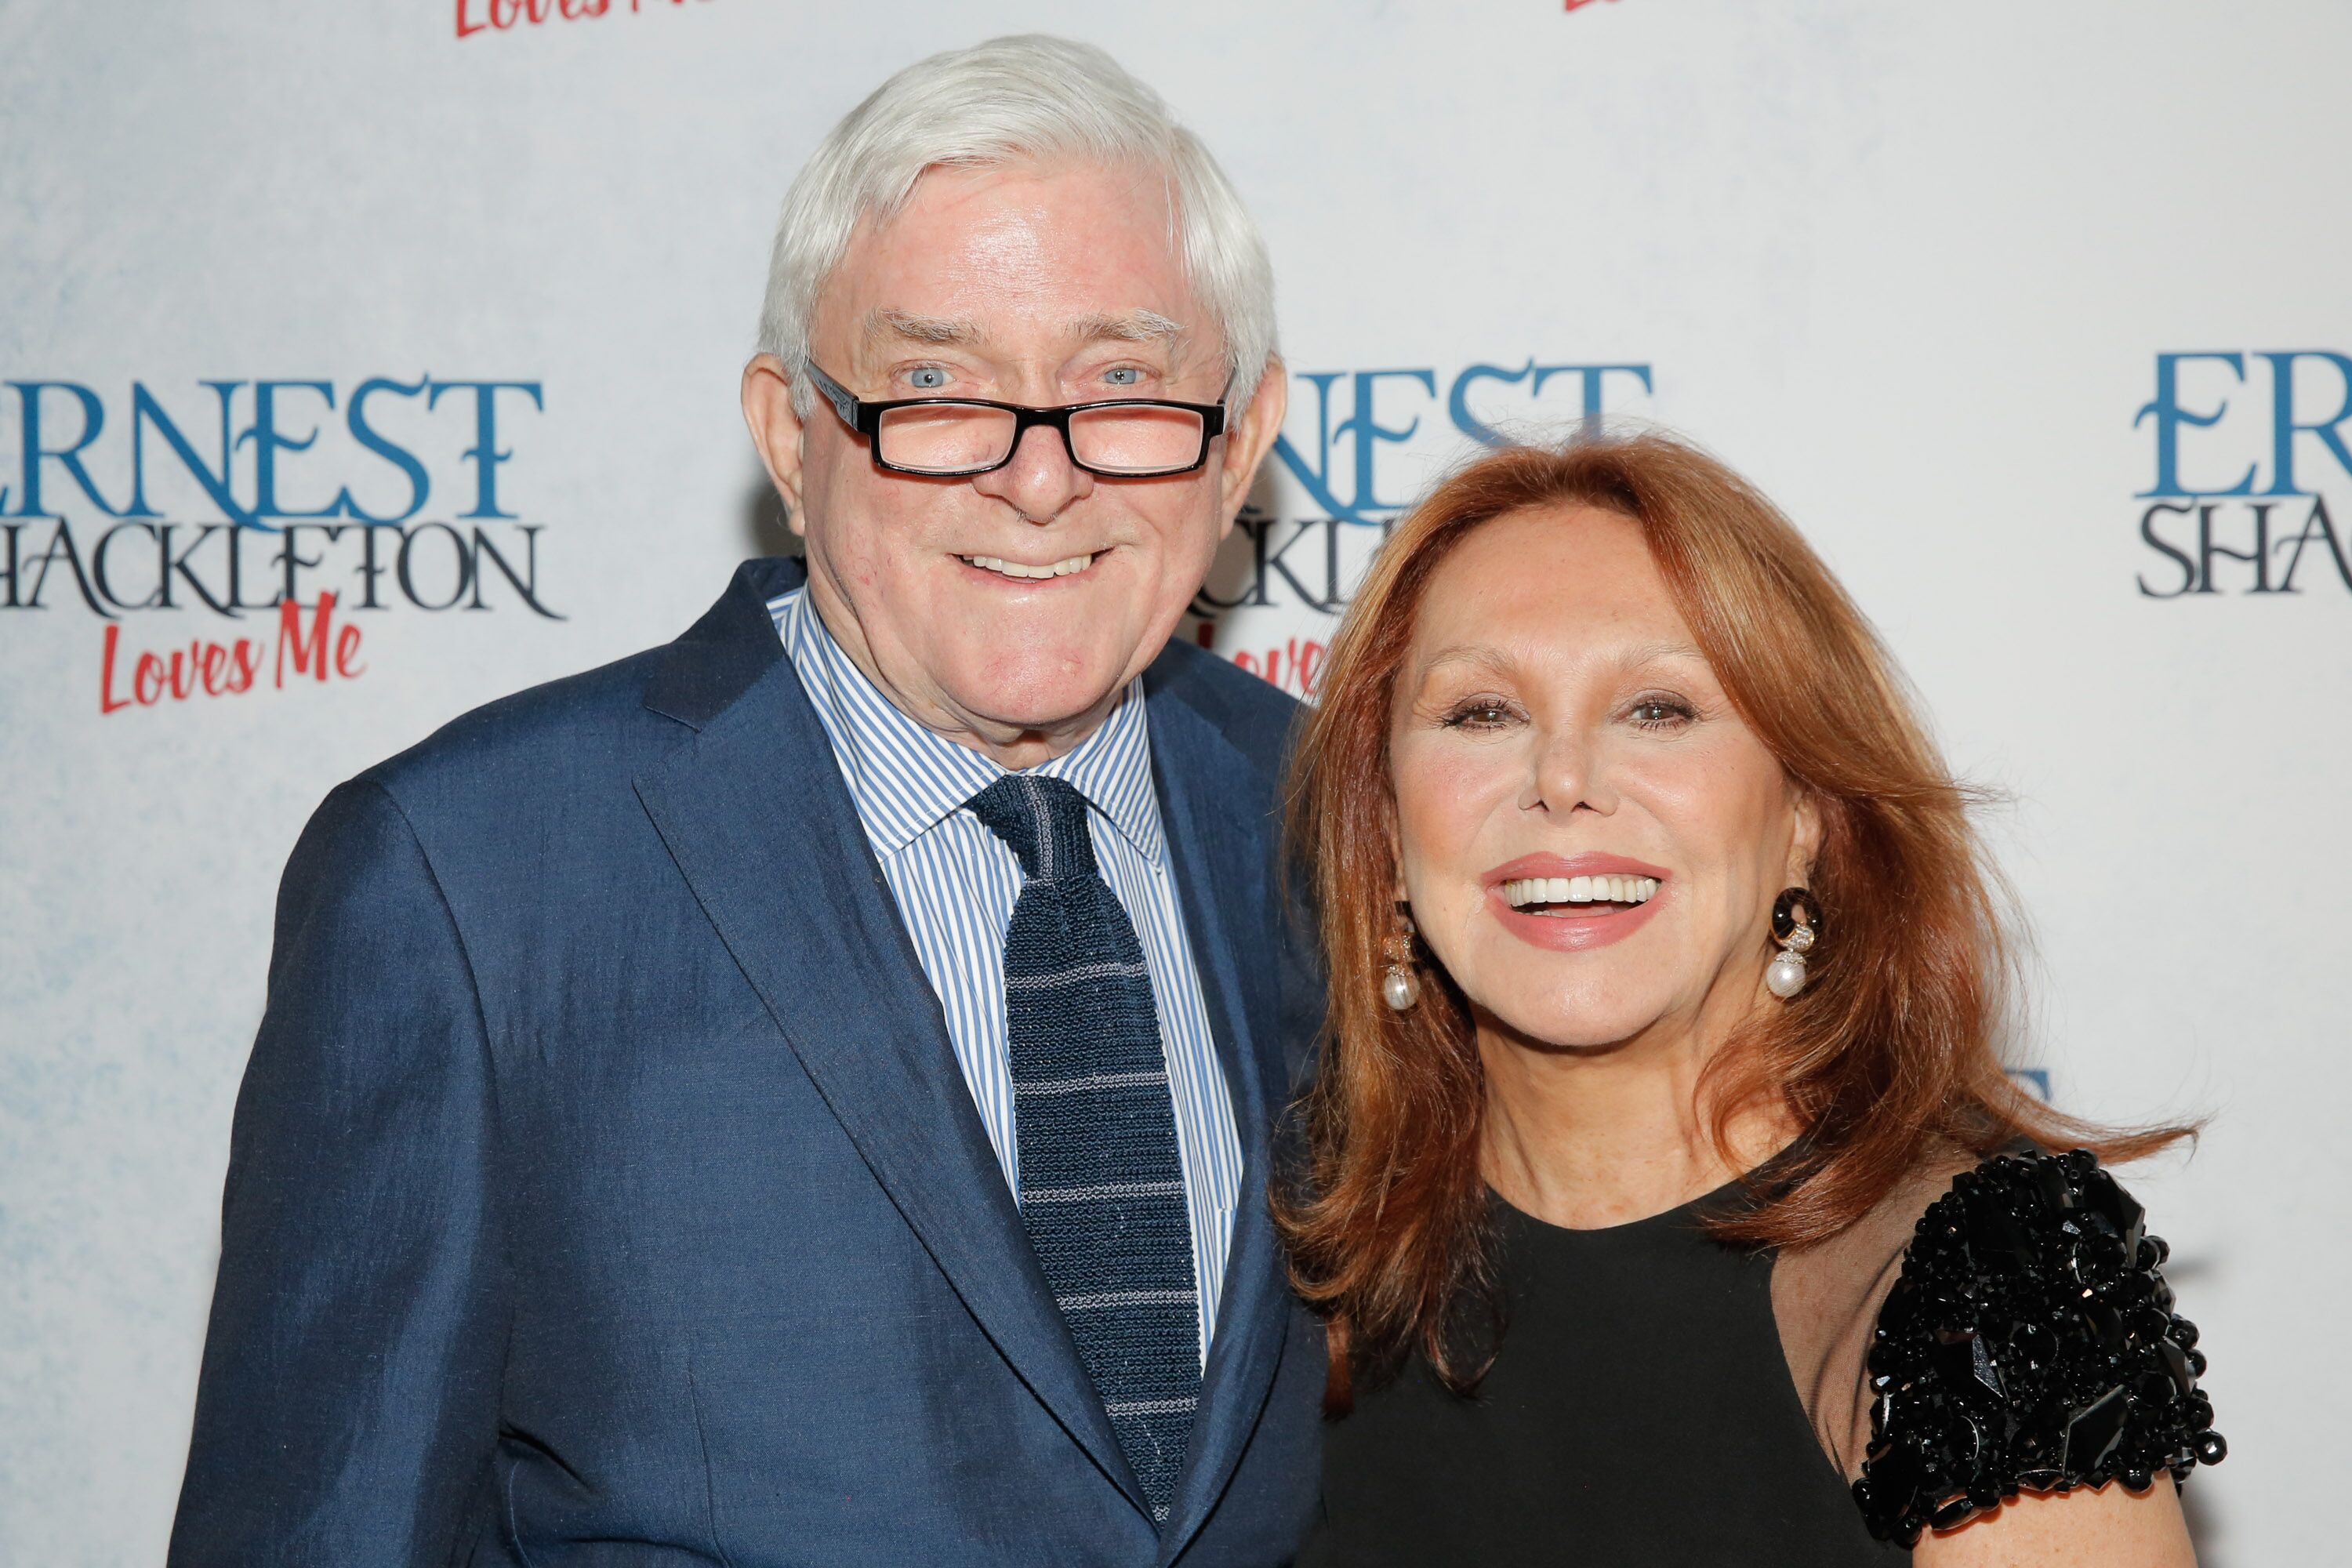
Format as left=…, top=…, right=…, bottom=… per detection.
left=967, top=774, right=1200, bottom=1525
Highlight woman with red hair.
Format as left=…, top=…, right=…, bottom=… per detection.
left=1276, top=433, right=2222, bottom=1564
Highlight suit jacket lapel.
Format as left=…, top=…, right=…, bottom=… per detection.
left=1144, top=683, right=1299, bottom=1562
left=632, top=563, right=1144, bottom=1509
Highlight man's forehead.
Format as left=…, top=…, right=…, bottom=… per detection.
left=814, top=158, right=1202, bottom=347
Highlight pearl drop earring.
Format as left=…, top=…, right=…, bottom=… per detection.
left=1381, top=906, right=1421, bottom=1011
left=1766, top=886, right=1820, bottom=999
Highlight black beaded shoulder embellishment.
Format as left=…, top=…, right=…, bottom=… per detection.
left=1852, top=1149, right=2223, bottom=1547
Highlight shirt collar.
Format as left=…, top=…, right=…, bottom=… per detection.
left=771, top=586, right=1167, bottom=866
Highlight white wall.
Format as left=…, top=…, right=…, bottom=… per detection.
left=2, top=3, right=2340, bottom=1561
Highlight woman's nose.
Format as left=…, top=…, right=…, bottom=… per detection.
left=1519, top=729, right=1610, bottom=816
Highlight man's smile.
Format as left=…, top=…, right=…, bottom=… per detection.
left=956, top=549, right=1106, bottom=582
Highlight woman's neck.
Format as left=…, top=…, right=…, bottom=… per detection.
left=1477, top=1008, right=1793, bottom=1231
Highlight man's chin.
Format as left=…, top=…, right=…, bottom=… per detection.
left=948, top=657, right=1140, bottom=742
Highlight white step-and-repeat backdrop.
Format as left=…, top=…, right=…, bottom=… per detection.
left=4, top=3, right=2343, bottom=1563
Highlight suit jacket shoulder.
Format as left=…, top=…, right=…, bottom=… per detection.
left=1142, top=637, right=1305, bottom=789
left=356, top=559, right=797, bottom=833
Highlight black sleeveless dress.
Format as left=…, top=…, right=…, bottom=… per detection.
left=1300, top=1149, right=2223, bottom=1566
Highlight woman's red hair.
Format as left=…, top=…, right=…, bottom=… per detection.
left=1272, top=432, right=2187, bottom=1404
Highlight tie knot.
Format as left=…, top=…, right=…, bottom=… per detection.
left=967, top=774, right=1098, bottom=883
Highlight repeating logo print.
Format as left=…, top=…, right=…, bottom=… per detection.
left=2136, top=351, right=2352, bottom=597
left=456, top=0, right=717, bottom=40
left=1195, top=358, right=1656, bottom=694
left=0, top=377, right=563, bottom=713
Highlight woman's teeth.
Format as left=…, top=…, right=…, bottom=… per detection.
left=1501, top=874, right=1661, bottom=909
left=962, top=552, right=1097, bottom=580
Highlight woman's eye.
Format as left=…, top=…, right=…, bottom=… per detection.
left=1440, top=699, right=1518, bottom=731
left=1103, top=365, right=1142, bottom=387
left=907, top=366, right=949, bottom=391
left=1627, top=696, right=1695, bottom=729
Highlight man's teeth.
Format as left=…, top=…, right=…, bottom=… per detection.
left=1501, top=874, right=1661, bottom=909
left=963, top=552, right=1096, bottom=580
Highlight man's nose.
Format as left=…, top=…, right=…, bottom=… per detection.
left=969, top=420, right=1094, bottom=523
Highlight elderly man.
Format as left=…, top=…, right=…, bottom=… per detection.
left=169, top=34, right=1323, bottom=1568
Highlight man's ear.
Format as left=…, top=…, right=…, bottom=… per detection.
left=1217, top=355, right=1289, bottom=535
left=741, top=354, right=810, bottom=535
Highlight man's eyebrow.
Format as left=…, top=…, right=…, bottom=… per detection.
left=1065, top=309, right=1185, bottom=347
left=861, top=308, right=988, bottom=349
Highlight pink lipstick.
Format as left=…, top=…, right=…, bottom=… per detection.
left=1482, top=851, right=1671, bottom=953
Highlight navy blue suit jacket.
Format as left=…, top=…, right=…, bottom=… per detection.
left=169, top=559, right=1327, bottom=1566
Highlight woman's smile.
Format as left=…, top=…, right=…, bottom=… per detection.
left=1483, top=851, right=1671, bottom=952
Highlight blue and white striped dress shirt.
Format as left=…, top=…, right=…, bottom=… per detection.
left=770, top=586, right=1243, bottom=1363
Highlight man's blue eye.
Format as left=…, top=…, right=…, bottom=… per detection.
left=1105, top=366, right=1141, bottom=387
left=909, top=367, right=947, bottom=390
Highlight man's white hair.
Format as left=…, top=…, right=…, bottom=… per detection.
left=758, top=34, right=1278, bottom=418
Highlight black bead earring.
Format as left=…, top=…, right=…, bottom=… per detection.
left=1766, top=886, right=1820, bottom=998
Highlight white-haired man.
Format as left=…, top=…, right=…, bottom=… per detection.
left=169, top=34, right=1325, bottom=1568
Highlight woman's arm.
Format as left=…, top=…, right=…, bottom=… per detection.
left=1844, top=1150, right=2224, bottom=1558
left=1916, top=1479, right=2194, bottom=1568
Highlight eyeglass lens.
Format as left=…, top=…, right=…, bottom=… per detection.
left=873, top=402, right=1205, bottom=474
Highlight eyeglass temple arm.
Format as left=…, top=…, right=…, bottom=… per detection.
left=801, top=363, right=862, bottom=428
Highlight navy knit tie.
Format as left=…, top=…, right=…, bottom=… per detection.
left=967, top=773, right=1200, bottom=1525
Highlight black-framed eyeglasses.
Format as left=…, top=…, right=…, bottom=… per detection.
left=805, top=362, right=1229, bottom=479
